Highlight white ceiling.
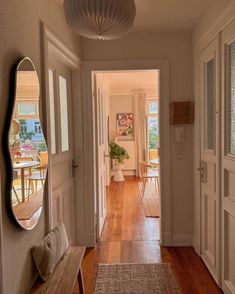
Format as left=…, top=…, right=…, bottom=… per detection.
left=59, top=0, right=230, bottom=32
left=105, top=71, right=158, bottom=85
left=101, top=71, right=159, bottom=97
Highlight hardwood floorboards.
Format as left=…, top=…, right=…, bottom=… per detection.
left=82, top=177, right=222, bottom=294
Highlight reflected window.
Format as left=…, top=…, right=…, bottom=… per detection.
left=18, top=103, right=37, bottom=116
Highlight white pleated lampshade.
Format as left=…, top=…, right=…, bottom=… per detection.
left=63, top=0, right=136, bottom=40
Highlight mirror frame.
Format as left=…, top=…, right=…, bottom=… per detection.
left=3, top=57, right=46, bottom=230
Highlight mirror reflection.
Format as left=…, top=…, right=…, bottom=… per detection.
left=9, top=58, right=48, bottom=230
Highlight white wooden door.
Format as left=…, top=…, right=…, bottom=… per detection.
left=221, top=20, right=235, bottom=294
left=200, top=37, right=221, bottom=284
left=48, top=57, right=76, bottom=244
left=94, top=74, right=107, bottom=238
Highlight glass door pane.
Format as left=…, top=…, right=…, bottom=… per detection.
left=206, top=59, right=215, bottom=151
left=48, top=69, right=57, bottom=154
left=226, top=43, right=235, bottom=155
left=59, top=76, right=69, bottom=152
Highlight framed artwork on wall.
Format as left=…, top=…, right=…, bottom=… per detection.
left=116, top=113, right=134, bottom=137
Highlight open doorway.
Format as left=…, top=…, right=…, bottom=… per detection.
left=92, top=70, right=160, bottom=242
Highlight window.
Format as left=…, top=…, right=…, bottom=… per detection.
left=17, top=103, right=37, bottom=116
left=146, top=99, right=159, bottom=160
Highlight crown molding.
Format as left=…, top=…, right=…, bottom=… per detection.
left=193, top=0, right=235, bottom=50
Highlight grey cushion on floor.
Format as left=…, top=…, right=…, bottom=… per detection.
left=32, top=222, right=69, bottom=281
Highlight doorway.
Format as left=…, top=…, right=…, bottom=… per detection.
left=92, top=70, right=161, bottom=242
left=42, top=26, right=81, bottom=245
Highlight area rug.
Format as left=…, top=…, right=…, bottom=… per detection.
left=94, top=263, right=181, bottom=294
left=138, top=182, right=160, bottom=218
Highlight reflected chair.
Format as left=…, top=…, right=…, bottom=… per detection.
left=27, top=152, right=48, bottom=199
left=139, top=161, right=159, bottom=198
left=12, top=170, right=20, bottom=204
left=15, top=156, right=34, bottom=197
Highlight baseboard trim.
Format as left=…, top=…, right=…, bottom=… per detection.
left=111, top=170, right=136, bottom=176
left=192, top=237, right=201, bottom=255
left=171, top=234, right=193, bottom=247
left=76, top=233, right=96, bottom=247
left=160, top=232, right=172, bottom=246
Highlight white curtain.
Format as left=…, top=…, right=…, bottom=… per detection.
left=133, top=89, right=147, bottom=177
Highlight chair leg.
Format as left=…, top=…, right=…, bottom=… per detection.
left=13, top=186, right=20, bottom=204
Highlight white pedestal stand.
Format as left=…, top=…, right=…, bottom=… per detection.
left=113, top=163, right=125, bottom=182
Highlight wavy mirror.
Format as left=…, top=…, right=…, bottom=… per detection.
left=8, top=57, right=48, bottom=230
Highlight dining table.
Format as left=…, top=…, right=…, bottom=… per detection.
left=13, top=161, right=40, bottom=202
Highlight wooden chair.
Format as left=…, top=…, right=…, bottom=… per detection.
left=15, top=156, right=34, bottom=196
left=27, top=152, right=48, bottom=199
left=12, top=170, right=21, bottom=204
left=139, top=161, right=159, bottom=198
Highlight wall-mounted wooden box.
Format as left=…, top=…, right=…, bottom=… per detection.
left=170, top=101, right=194, bottom=125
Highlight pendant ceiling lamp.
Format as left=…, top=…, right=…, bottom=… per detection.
left=63, top=0, right=136, bottom=40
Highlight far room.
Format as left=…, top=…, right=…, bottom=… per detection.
left=93, top=70, right=161, bottom=242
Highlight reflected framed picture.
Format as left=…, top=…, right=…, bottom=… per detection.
left=116, top=113, right=134, bottom=137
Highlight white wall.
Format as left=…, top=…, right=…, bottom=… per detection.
left=109, top=95, right=134, bottom=141
left=81, top=31, right=194, bottom=244
left=109, top=95, right=136, bottom=175
left=0, top=1, right=81, bottom=293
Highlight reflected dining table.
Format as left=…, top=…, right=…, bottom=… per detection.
left=13, top=161, right=40, bottom=202
left=150, top=158, right=159, bottom=166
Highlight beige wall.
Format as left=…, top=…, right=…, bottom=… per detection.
left=81, top=31, right=194, bottom=243
left=0, top=1, right=80, bottom=293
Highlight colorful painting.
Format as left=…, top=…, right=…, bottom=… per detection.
left=117, top=113, right=134, bottom=136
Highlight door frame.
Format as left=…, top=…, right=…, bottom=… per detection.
left=199, top=36, right=221, bottom=285
left=41, top=24, right=82, bottom=243
left=0, top=172, right=3, bottom=294
left=83, top=60, right=171, bottom=246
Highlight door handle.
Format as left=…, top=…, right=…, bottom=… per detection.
left=104, top=154, right=109, bottom=158
left=72, top=160, right=79, bottom=177
left=197, top=161, right=207, bottom=183
left=72, top=162, right=79, bottom=168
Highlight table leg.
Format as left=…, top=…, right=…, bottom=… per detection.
left=29, top=167, right=34, bottom=195
left=21, top=168, right=25, bottom=202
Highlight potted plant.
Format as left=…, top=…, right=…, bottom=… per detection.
left=109, top=142, right=129, bottom=181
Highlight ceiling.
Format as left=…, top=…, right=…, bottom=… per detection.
left=101, top=71, right=159, bottom=97
left=133, top=0, right=230, bottom=32
left=59, top=0, right=230, bottom=32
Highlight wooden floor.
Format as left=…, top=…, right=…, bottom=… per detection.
left=82, top=177, right=222, bottom=294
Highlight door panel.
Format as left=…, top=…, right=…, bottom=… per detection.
left=222, top=20, right=235, bottom=294
left=94, top=74, right=107, bottom=238
left=200, top=36, right=220, bottom=284
left=48, top=57, right=76, bottom=244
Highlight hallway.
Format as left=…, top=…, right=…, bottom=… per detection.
left=82, top=178, right=222, bottom=294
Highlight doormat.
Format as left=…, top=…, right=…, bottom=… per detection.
left=94, top=263, right=181, bottom=294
